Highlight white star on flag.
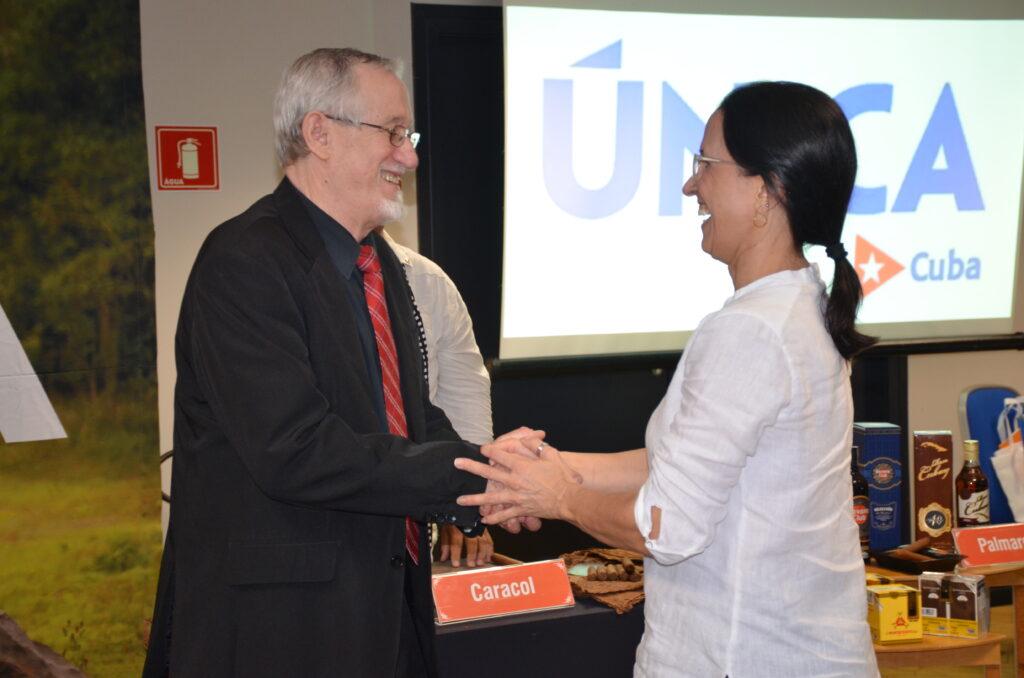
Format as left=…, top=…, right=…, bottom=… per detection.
left=859, top=252, right=884, bottom=283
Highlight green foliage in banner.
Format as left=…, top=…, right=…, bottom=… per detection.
left=0, top=0, right=154, bottom=399
left=0, top=1, right=161, bottom=676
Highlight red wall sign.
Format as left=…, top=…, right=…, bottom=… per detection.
left=155, top=126, right=219, bottom=190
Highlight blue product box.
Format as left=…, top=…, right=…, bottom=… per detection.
left=854, top=422, right=904, bottom=550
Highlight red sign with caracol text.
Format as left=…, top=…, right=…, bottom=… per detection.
left=431, top=559, right=574, bottom=624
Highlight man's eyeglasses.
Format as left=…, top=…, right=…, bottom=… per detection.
left=691, top=153, right=739, bottom=178
left=324, top=114, right=421, bottom=149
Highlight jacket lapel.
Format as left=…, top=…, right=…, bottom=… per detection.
left=271, top=179, right=382, bottom=428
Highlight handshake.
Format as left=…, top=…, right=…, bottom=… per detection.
left=454, top=426, right=584, bottom=535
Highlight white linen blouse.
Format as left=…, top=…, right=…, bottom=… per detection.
left=634, top=265, right=878, bottom=678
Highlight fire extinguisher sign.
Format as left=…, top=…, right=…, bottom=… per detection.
left=155, top=126, right=220, bottom=190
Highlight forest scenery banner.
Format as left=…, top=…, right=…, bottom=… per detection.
left=0, top=1, right=160, bottom=675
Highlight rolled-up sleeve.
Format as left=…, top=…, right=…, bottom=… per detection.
left=635, top=311, right=792, bottom=565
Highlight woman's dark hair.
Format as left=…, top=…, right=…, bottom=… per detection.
left=719, top=81, right=877, bottom=359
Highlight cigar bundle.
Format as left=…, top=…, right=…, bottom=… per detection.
left=585, top=558, right=641, bottom=582
left=561, top=548, right=646, bottom=614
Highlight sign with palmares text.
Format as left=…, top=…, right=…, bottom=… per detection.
left=952, top=523, right=1024, bottom=567
left=431, top=559, right=574, bottom=624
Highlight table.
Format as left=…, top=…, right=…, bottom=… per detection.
left=868, top=561, right=1024, bottom=676
left=434, top=597, right=644, bottom=677
left=874, top=632, right=1006, bottom=676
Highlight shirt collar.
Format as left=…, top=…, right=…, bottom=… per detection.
left=295, top=189, right=366, bottom=279
left=731, top=264, right=823, bottom=302
left=377, top=229, right=412, bottom=269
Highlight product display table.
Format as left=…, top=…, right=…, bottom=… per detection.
left=868, top=562, right=1024, bottom=676
left=874, top=632, right=1005, bottom=676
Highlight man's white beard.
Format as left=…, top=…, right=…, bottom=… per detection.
left=377, top=191, right=406, bottom=224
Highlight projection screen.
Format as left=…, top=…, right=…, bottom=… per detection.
left=500, top=3, right=1024, bottom=360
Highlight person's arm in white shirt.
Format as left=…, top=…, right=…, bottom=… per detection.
left=428, top=271, right=493, bottom=445
left=634, top=311, right=790, bottom=565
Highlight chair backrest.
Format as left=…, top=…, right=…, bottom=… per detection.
left=958, top=385, right=1021, bottom=524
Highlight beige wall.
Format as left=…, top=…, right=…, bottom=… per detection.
left=141, top=0, right=1024, bottom=530
left=909, top=351, right=1024, bottom=469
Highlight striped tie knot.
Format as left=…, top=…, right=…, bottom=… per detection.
left=357, top=245, right=379, bottom=274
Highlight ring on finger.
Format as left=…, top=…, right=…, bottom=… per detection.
left=535, top=441, right=547, bottom=455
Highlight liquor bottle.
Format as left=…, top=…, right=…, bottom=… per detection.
left=851, top=445, right=871, bottom=559
left=956, top=439, right=990, bottom=527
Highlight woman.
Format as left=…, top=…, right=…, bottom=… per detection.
left=455, top=82, right=879, bottom=677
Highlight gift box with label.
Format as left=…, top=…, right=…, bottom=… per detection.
left=912, top=431, right=955, bottom=551
left=854, top=423, right=904, bottom=550
left=918, top=571, right=989, bottom=639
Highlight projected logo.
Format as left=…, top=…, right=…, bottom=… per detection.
left=542, top=40, right=703, bottom=219
left=838, top=84, right=983, bottom=215
left=854, top=235, right=982, bottom=297
left=855, top=236, right=904, bottom=297
left=543, top=43, right=985, bottom=221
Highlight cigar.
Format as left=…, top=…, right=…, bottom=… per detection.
left=904, top=536, right=932, bottom=553
left=887, top=549, right=933, bottom=562
left=885, top=536, right=935, bottom=562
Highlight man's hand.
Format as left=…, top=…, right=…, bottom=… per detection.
left=480, top=492, right=543, bottom=534
left=438, top=525, right=493, bottom=567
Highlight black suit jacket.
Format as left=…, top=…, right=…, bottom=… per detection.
left=143, top=179, right=487, bottom=677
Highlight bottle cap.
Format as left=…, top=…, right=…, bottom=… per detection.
left=963, top=439, right=979, bottom=461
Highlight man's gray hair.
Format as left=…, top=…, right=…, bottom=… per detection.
left=273, top=48, right=399, bottom=167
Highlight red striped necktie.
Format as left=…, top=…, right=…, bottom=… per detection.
left=356, top=245, right=420, bottom=565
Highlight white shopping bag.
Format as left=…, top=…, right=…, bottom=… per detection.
left=992, top=396, right=1024, bottom=521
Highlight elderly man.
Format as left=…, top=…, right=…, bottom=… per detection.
left=143, top=48, right=533, bottom=678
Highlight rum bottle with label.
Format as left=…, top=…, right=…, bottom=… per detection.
left=851, top=445, right=870, bottom=559
left=956, top=439, right=990, bottom=527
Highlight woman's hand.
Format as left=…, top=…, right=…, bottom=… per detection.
left=475, top=429, right=551, bottom=533
left=456, top=439, right=582, bottom=526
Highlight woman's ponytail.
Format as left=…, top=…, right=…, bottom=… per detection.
left=825, top=252, right=877, bottom=359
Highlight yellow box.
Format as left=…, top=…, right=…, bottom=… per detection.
left=919, top=572, right=989, bottom=639
left=867, top=584, right=923, bottom=644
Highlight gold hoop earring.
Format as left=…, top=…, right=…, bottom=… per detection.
left=753, top=200, right=769, bottom=228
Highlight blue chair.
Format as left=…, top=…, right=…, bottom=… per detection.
left=959, top=385, right=1021, bottom=524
